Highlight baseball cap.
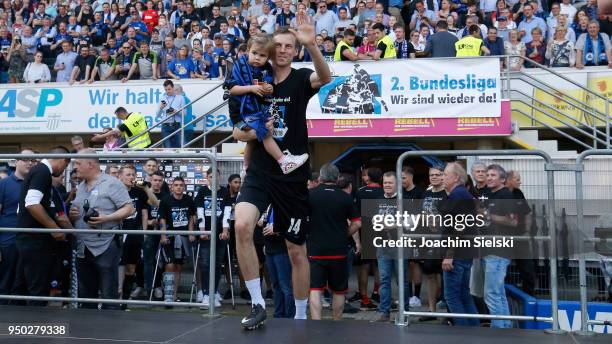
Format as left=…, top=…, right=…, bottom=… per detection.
left=497, top=16, right=507, bottom=21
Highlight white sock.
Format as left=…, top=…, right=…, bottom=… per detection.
left=294, top=298, right=308, bottom=319
left=245, top=278, right=265, bottom=308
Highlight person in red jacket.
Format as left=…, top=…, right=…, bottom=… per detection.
left=142, top=0, right=159, bottom=33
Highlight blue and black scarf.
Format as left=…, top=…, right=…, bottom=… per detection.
left=583, top=33, right=608, bottom=66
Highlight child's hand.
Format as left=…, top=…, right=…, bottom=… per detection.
left=250, top=85, right=266, bottom=97
left=261, top=83, right=273, bottom=95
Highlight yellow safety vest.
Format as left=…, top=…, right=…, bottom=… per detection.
left=123, top=112, right=151, bottom=149
left=455, top=36, right=483, bottom=57
left=334, top=40, right=353, bottom=61
left=376, top=35, right=397, bottom=59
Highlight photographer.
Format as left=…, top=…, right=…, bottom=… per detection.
left=6, top=34, right=28, bottom=83
left=69, top=149, right=134, bottom=309
left=157, top=79, right=186, bottom=148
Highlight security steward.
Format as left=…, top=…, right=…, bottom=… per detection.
left=455, top=25, right=491, bottom=57
left=91, top=107, right=151, bottom=149
left=334, top=29, right=369, bottom=62
left=370, top=23, right=397, bottom=60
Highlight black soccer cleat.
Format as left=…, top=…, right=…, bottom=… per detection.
left=241, top=304, right=267, bottom=330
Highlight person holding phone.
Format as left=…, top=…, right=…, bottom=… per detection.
left=157, top=79, right=186, bottom=148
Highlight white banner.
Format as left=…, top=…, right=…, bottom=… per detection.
left=302, top=58, right=502, bottom=119
left=0, top=80, right=232, bottom=134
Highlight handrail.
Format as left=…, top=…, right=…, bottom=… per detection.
left=512, top=107, right=593, bottom=149
left=511, top=72, right=609, bottom=124
left=183, top=116, right=231, bottom=148
left=150, top=100, right=229, bottom=149
left=511, top=90, right=608, bottom=146
left=212, top=133, right=234, bottom=148
left=517, top=55, right=612, bottom=104
left=119, top=82, right=224, bottom=148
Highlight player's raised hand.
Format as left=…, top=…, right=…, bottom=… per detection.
left=290, top=15, right=315, bottom=46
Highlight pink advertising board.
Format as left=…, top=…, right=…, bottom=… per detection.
left=307, top=100, right=511, bottom=138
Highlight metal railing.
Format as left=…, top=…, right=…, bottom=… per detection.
left=395, top=149, right=564, bottom=334
left=0, top=152, right=222, bottom=317
left=119, top=82, right=225, bottom=149
left=575, top=149, right=612, bottom=335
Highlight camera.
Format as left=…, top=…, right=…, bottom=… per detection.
left=82, top=199, right=99, bottom=223
left=166, top=107, right=175, bottom=114
left=136, top=180, right=151, bottom=188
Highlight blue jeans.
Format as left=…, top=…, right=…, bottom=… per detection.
left=484, top=256, right=511, bottom=328
left=142, top=235, right=159, bottom=295
left=265, top=252, right=295, bottom=318
left=196, top=238, right=227, bottom=295
left=377, top=257, right=409, bottom=316
left=0, top=243, right=18, bottom=305
left=443, top=258, right=479, bottom=326
left=161, top=123, right=182, bottom=148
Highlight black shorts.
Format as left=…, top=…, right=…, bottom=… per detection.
left=237, top=170, right=309, bottom=245
left=161, top=236, right=187, bottom=265
left=120, top=235, right=143, bottom=265
left=420, top=259, right=443, bottom=275
left=310, top=258, right=349, bottom=294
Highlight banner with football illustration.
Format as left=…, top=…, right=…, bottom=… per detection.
left=300, top=58, right=503, bottom=119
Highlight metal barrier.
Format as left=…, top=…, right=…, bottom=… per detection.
left=395, top=149, right=563, bottom=334
left=0, top=151, right=222, bottom=317
left=575, top=149, right=612, bottom=335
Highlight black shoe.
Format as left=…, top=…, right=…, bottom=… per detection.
left=348, top=292, right=362, bottom=303
left=224, top=289, right=233, bottom=300
left=360, top=300, right=377, bottom=310
left=370, top=292, right=380, bottom=303
left=240, top=290, right=252, bottom=301
left=343, top=303, right=360, bottom=314
left=265, top=290, right=273, bottom=300
left=241, top=304, right=267, bottom=330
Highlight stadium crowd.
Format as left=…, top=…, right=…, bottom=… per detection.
left=2, top=144, right=611, bottom=326
left=0, top=0, right=610, bottom=83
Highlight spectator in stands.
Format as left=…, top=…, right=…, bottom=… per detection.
left=483, top=164, right=516, bottom=328
left=335, top=7, right=351, bottom=33
left=0, top=149, right=36, bottom=304
left=557, top=14, right=576, bottom=43
left=112, top=4, right=130, bottom=32
left=459, top=15, right=488, bottom=38
left=441, top=162, right=480, bottom=327
left=101, top=127, right=121, bottom=151
left=580, top=0, right=598, bottom=21
left=575, top=20, right=612, bottom=69
left=159, top=35, right=178, bottom=78
left=410, top=0, right=437, bottom=32
left=14, top=146, right=70, bottom=307
left=23, top=50, right=50, bottom=83
left=89, top=47, right=116, bottom=82
left=322, top=37, right=335, bottom=61
left=124, top=40, right=158, bottom=82
left=425, top=20, right=458, bottom=57
left=374, top=2, right=389, bottom=27
left=91, top=11, right=111, bottom=48
left=70, top=148, right=134, bottom=310
left=495, top=15, right=511, bottom=42
left=20, top=26, right=37, bottom=56
left=546, top=25, right=575, bottom=67
left=158, top=79, right=186, bottom=148
left=389, top=0, right=404, bottom=27
left=485, top=27, right=505, bottom=57
left=168, top=45, right=195, bottom=79
left=316, top=2, right=339, bottom=35
left=142, top=0, right=159, bottom=33
left=446, top=14, right=460, bottom=35
left=6, top=35, right=27, bottom=83
left=560, top=0, right=577, bottom=24
left=35, top=17, right=56, bottom=57
left=174, top=27, right=190, bottom=50
left=573, top=13, right=590, bottom=37
left=258, top=3, right=276, bottom=34
left=276, top=0, right=294, bottom=30
left=114, top=42, right=135, bottom=80
left=546, top=2, right=562, bottom=41
left=518, top=3, right=547, bottom=44
left=393, top=24, right=415, bottom=58
left=525, top=27, right=546, bottom=67
left=128, top=9, right=149, bottom=42
left=409, top=29, right=426, bottom=56
left=69, top=45, right=94, bottom=84
left=504, top=29, right=525, bottom=70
